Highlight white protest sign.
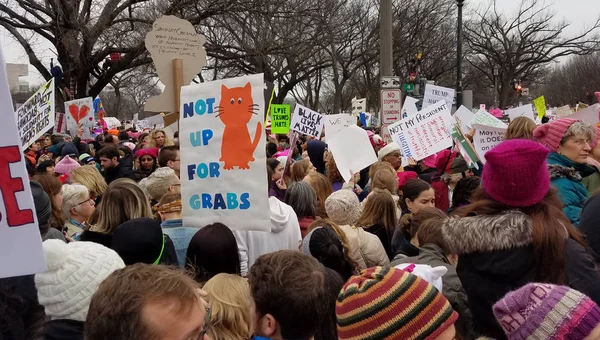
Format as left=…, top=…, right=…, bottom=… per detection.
left=290, top=104, right=325, bottom=138
left=423, top=84, right=455, bottom=108
left=401, top=96, right=419, bottom=119
left=179, top=74, right=269, bottom=231
left=103, top=117, right=121, bottom=130
left=453, top=105, right=474, bottom=134
left=64, top=97, right=94, bottom=139
left=555, top=105, right=573, bottom=118
left=505, top=104, right=534, bottom=121
left=351, top=97, right=367, bottom=116
left=469, top=109, right=508, bottom=129
left=568, top=104, right=600, bottom=125
left=388, top=100, right=453, bottom=161
left=381, top=89, right=402, bottom=124
left=472, top=124, right=506, bottom=163
left=480, top=104, right=486, bottom=110
left=15, top=79, right=55, bottom=150
left=54, top=112, right=67, bottom=134
left=325, top=114, right=356, bottom=140
left=328, top=125, right=378, bottom=183
left=0, top=47, right=46, bottom=278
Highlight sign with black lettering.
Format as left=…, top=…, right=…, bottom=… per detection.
left=290, top=104, right=325, bottom=138
left=14, top=79, right=54, bottom=150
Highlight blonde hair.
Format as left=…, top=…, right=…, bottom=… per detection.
left=303, top=172, right=333, bottom=219
left=139, top=167, right=180, bottom=201
left=148, top=129, right=174, bottom=148
left=368, top=161, right=395, bottom=180
left=69, top=165, right=108, bottom=198
left=61, top=184, right=90, bottom=218
left=202, top=274, right=253, bottom=340
left=93, top=179, right=152, bottom=234
left=355, top=188, right=398, bottom=234
left=505, top=116, right=536, bottom=140
left=371, top=166, right=398, bottom=194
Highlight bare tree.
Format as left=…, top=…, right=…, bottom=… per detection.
left=542, top=52, right=600, bottom=106
left=464, top=0, right=600, bottom=108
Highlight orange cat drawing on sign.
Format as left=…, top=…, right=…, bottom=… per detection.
left=216, top=82, right=262, bottom=170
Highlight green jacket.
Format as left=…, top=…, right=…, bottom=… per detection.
left=583, top=167, right=600, bottom=194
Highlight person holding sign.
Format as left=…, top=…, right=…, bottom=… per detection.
left=534, top=119, right=596, bottom=225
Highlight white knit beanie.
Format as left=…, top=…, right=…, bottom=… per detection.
left=377, top=142, right=401, bottom=161
left=325, top=189, right=362, bottom=226
left=35, top=240, right=125, bottom=322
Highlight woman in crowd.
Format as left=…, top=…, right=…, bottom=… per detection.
left=534, top=118, right=596, bottom=225
left=80, top=178, right=152, bottom=247
left=33, top=174, right=65, bottom=234
left=37, top=159, right=55, bottom=175
left=325, top=153, right=345, bottom=191
left=306, top=140, right=327, bottom=175
left=267, top=158, right=286, bottom=201
left=317, top=268, right=346, bottom=340
left=365, top=164, right=401, bottom=217
left=134, top=147, right=159, bottom=181
left=202, top=274, right=254, bottom=340
left=284, top=181, right=319, bottom=238
left=69, top=165, right=108, bottom=204
left=61, top=184, right=95, bottom=238
left=155, top=193, right=198, bottom=268
left=148, top=129, right=173, bottom=149
left=111, top=217, right=178, bottom=266
left=442, top=139, right=600, bottom=338
left=448, top=177, right=481, bottom=214
left=431, top=157, right=473, bottom=212
left=304, top=172, right=333, bottom=219
left=186, top=223, right=241, bottom=285
left=395, top=178, right=436, bottom=258
left=504, top=116, right=537, bottom=140
left=53, top=156, right=80, bottom=182
left=355, top=188, right=398, bottom=260
left=291, top=159, right=314, bottom=182
left=325, top=189, right=389, bottom=270
left=135, top=132, right=150, bottom=151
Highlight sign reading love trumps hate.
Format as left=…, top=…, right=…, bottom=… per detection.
left=290, top=104, right=325, bottom=138
left=14, top=78, right=54, bottom=150
left=270, top=104, right=291, bottom=134
left=179, top=73, right=270, bottom=232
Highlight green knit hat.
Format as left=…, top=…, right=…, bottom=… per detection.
left=336, top=266, right=458, bottom=340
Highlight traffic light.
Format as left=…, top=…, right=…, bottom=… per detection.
left=517, top=84, right=522, bottom=92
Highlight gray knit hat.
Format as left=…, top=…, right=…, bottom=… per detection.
left=325, top=189, right=362, bottom=226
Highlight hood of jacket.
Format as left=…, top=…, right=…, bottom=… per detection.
left=547, top=152, right=595, bottom=180
left=442, top=211, right=532, bottom=255
left=42, top=319, right=84, bottom=340
left=306, top=140, right=327, bottom=174
left=269, top=197, right=294, bottom=233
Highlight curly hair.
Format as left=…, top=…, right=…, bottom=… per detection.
left=325, top=152, right=344, bottom=183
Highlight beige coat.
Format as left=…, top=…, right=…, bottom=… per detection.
left=339, top=224, right=390, bottom=270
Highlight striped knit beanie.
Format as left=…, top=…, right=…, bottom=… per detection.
left=493, top=283, right=600, bottom=340
left=336, top=266, right=458, bottom=340
left=533, top=118, right=577, bottom=153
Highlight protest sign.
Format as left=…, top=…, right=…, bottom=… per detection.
left=533, top=96, right=546, bottom=119
left=93, top=97, right=105, bottom=120
left=14, top=79, right=55, bottom=150
left=480, top=104, right=486, bottom=110
left=505, top=104, right=534, bottom=121
left=325, top=114, right=356, bottom=140
left=0, top=48, right=46, bottom=278
left=453, top=105, right=474, bottom=134
left=290, top=104, right=325, bottom=138
left=401, top=96, right=419, bottom=119
left=103, top=117, right=121, bottom=130
left=388, top=100, right=453, bottom=161
left=64, top=97, right=94, bottom=139
left=568, top=104, right=600, bottom=125
left=145, top=16, right=207, bottom=113
left=423, top=84, right=455, bottom=108
left=179, top=73, right=269, bottom=231
left=351, top=97, right=367, bottom=116
left=381, top=125, right=393, bottom=144
left=472, top=124, right=506, bottom=163
left=469, top=109, right=508, bottom=129
left=555, top=105, right=573, bottom=118
left=451, top=125, right=480, bottom=168
left=359, top=112, right=372, bottom=127
left=270, top=104, right=291, bottom=134
left=576, top=102, right=589, bottom=112
left=328, top=125, right=378, bottom=183
left=381, top=89, right=402, bottom=123
left=54, top=112, right=66, bottom=134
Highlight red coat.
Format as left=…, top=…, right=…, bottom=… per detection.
left=431, top=180, right=450, bottom=212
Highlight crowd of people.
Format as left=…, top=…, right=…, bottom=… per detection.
left=4, top=112, right=600, bottom=340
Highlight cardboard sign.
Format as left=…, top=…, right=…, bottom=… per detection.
left=388, top=100, right=453, bottom=161
left=472, top=124, right=506, bottom=163
left=328, top=125, right=378, bottom=183
left=568, top=104, right=600, bottom=125
left=64, top=97, right=94, bottom=139
left=453, top=105, right=474, bottom=134
left=401, top=96, right=419, bottom=119
left=290, top=104, right=325, bottom=138
left=381, top=89, right=402, bottom=123
left=14, top=79, right=55, bottom=150
left=0, top=47, right=46, bottom=278
left=505, top=104, right=534, bottom=121
left=533, top=96, right=546, bottom=119
left=179, top=74, right=269, bottom=231
left=145, top=16, right=207, bottom=113
left=555, top=105, right=573, bottom=118
left=270, top=104, right=291, bottom=134
left=469, top=109, right=508, bottom=129
left=423, top=84, right=455, bottom=108
left=325, top=114, right=356, bottom=140
left=103, top=117, right=121, bottom=130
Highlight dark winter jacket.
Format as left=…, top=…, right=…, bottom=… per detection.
left=578, top=193, right=600, bottom=263
left=0, top=275, right=44, bottom=340
left=39, top=319, right=84, bottom=340
left=102, top=154, right=136, bottom=184
left=442, top=211, right=600, bottom=339
left=391, top=244, right=475, bottom=340
left=134, top=166, right=156, bottom=182
left=390, top=227, right=420, bottom=258
left=547, top=152, right=594, bottom=226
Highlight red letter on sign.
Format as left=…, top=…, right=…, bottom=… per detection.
left=0, top=145, right=34, bottom=227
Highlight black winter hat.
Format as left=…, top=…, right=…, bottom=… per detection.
left=29, top=181, right=51, bottom=225
left=111, top=218, right=164, bottom=265
left=61, top=142, right=79, bottom=158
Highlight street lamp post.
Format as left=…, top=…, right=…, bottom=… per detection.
left=493, top=65, right=499, bottom=108
left=456, top=0, right=464, bottom=107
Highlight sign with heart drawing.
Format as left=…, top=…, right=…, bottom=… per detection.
left=64, top=97, right=94, bottom=139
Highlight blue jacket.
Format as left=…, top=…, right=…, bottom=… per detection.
left=547, top=152, right=594, bottom=226
left=161, top=219, right=199, bottom=268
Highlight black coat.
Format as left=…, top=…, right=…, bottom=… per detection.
left=39, top=320, right=84, bottom=340
left=578, top=193, right=600, bottom=262
left=102, top=154, right=135, bottom=184
left=443, top=211, right=600, bottom=339
left=0, top=275, right=44, bottom=340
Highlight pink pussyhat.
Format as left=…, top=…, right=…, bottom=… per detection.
left=422, top=154, right=437, bottom=169
left=595, top=92, right=600, bottom=103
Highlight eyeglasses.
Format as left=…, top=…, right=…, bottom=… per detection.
left=198, top=307, right=212, bottom=339
left=76, top=197, right=95, bottom=206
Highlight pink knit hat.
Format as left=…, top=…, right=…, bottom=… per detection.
left=421, top=154, right=437, bottom=168
left=533, top=118, right=577, bottom=152
left=54, top=156, right=81, bottom=175
left=482, top=139, right=550, bottom=207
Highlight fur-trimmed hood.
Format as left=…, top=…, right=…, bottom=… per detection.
left=442, top=211, right=532, bottom=255
left=548, top=164, right=582, bottom=181
left=547, top=152, right=595, bottom=181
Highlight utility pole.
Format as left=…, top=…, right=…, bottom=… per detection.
left=380, top=0, right=393, bottom=123
left=456, top=0, right=464, bottom=107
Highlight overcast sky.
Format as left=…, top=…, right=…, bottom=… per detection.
left=1, top=0, right=598, bottom=85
